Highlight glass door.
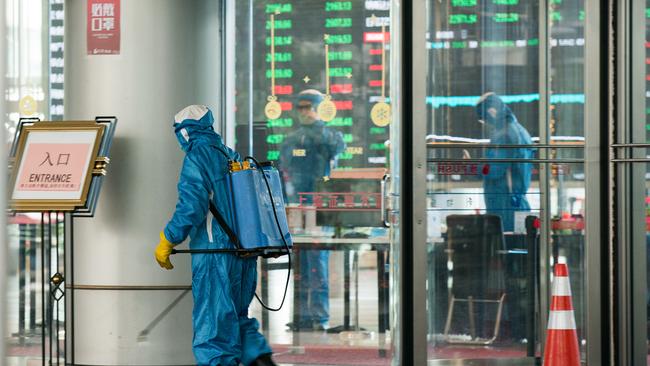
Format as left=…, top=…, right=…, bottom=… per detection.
left=227, top=1, right=398, bottom=364
left=422, top=0, right=590, bottom=364
left=225, top=0, right=600, bottom=364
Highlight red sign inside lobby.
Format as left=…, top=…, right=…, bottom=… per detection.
left=87, top=0, right=120, bottom=55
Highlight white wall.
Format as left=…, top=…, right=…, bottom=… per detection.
left=65, top=1, right=221, bottom=364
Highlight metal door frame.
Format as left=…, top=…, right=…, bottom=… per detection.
left=612, top=0, right=647, bottom=364
left=584, top=0, right=608, bottom=364
left=409, top=0, right=608, bottom=364
left=394, top=0, right=429, bottom=364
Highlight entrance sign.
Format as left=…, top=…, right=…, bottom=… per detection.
left=9, top=122, right=106, bottom=211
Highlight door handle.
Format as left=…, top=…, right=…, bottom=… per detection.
left=381, top=173, right=391, bottom=228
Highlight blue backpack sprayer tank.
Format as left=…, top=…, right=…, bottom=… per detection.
left=171, top=149, right=293, bottom=311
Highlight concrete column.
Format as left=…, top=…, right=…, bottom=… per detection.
left=65, top=1, right=220, bottom=364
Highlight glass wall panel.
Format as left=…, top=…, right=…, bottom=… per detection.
left=425, top=0, right=540, bottom=360
left=388, top=0, right=402, bottom=362
left=548, top=0, right=586, bottom=354
left=231, top=1, right=395, bottom=364
left=5, top=0, right=50, bottom=137
left=425, top=0, right=587, bottom=362
left=645, top=0, right=650, bottom=362
left=5, top=1, right=63, bottom=364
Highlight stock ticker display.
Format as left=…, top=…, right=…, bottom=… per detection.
left=235, top=1, right=391, bottom=169
left=234, top=0, right=587, bottom=169
left=428, top=0, right=585, bottom=140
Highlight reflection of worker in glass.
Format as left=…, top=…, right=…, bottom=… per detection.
left=280, top=89, right=346, bottom=331
left=476, top=93, right=533, bottom=231
left=154, top=105, right=277, bottom=366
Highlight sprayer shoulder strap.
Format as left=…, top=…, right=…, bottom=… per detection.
left=208, top=202, right=242, bottom=249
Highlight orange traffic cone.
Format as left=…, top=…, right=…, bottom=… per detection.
left=543, top=263, right=580, bottom=366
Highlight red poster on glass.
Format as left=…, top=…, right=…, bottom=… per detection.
left=87, top=0, right=120, bottom=55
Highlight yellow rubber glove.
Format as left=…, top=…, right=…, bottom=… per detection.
left=154, top=231, right=175, bottom=270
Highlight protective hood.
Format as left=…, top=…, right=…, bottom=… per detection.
left=296, top=89, right=324, bottom=108
left=475, top=93, right=515, bottom=128
left=173, top=105, right=222, bottom=152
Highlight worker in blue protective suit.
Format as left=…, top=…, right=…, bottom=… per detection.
left=154, top=105, right=277, bottom=366
left=476, top=92, right=534, bottom=232
left=279, top=90, right=346, bottom=331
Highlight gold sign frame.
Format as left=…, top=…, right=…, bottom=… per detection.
left=9, top=121, right=106, bottom=212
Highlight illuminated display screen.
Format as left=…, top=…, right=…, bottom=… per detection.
left=428, top=0, right=585, bottom=140
left=235, top=1, right=391, bottom=169
left=234, top=0, right=587, bottom=169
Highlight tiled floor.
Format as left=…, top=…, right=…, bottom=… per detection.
left=5, top=259, right=388, bottom=365
left=4, top=255, right=586, bottom=365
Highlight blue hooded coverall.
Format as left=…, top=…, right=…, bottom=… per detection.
left=280, top=104, right=345, bottom=328
left=164, top=106, right=271, bottom=365
left=476, top=94, right=534, bottom=231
